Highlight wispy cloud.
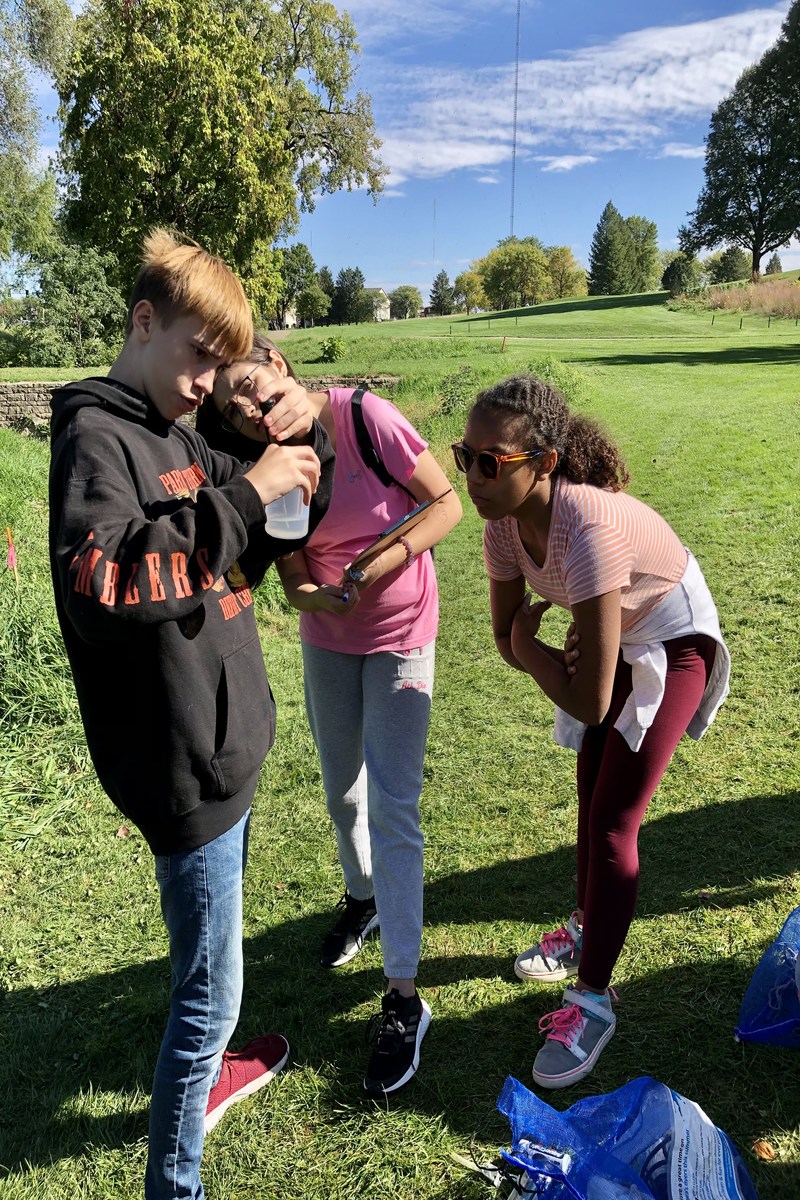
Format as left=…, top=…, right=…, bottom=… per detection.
left=342, top=0, right=530, bottom=49
left=362, top=5, right=789, bottom=185
left=535, top=155, right=598, bottom=173
left=659, top=142, right=706, bottom=159
left=476, top=173, right=501, bottom=184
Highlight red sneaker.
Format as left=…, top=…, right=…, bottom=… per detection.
left=204, top=1034, right=289, bottom=1133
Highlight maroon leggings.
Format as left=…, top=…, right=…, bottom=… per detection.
left=575, top=634, right=716, bottom=991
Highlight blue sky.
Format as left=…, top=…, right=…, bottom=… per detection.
left=37, top=1, right=797, bottom=301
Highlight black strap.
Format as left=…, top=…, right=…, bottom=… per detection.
left=350, top=385, right=415, bottom=498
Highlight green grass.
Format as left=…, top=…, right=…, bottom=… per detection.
left=1, top=303, right=800, bottom=1198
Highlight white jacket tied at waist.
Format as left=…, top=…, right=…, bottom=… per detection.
left=553, top=550, right=731, bottom=754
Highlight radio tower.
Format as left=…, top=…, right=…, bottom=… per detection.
left=510, top=0, right=521, bottom=237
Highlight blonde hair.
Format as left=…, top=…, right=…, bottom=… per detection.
left=126, top=229, right=253, bottom=360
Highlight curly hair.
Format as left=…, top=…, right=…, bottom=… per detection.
left=471, top=375, right=629, bottom=491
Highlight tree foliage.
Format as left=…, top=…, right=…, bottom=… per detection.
left=388, top=285, right=422, bottom=320
left=681, top=3, right=800, bottom=278
left=429, top=269, right=454, bottom=316
left=661, top=252, right=702, bottom=297
left=452, top=270, right=485, bottom=314
left=295, top=284, right=330, bottom=325
left=545, top=247, right=587, bottom=299
left=624, top=216, right=660, bottom=293
left=475, top=238, right=551, bottom=309
left=330, top=266, right=367, bottom=324
left=57, top=0, right=386, bottom=311
left=8, top=238, right=125, bottom=366
left=714, top=246, right=750, bottom=283
left=765, top=252, right=783, bottom=275
left=316, top=265, right=335, bottom=299
left=275, top=242, right=315, bottom=324
left=0, top=0, right=72, bottom=259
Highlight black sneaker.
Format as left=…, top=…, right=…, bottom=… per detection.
left=319, top=892, right=379, bottom=969
left=363, top=989, right=431, bottom=1095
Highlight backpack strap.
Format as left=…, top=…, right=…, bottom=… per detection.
left=351, top=385, right=414, bottom=498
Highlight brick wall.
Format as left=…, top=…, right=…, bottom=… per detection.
left=0, top=376, right=401, bottom=434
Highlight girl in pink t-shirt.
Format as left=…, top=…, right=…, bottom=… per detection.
left=206, top=336, right=462, bottom=1096
left=455, top=374, right=728, bottom=1091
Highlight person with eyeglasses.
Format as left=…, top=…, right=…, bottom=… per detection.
left=199, top=336, right=462, bottom=1096
left=454, top=375, right=730, bottom=1089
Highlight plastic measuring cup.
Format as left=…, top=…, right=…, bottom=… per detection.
left=264, top=487, right=310, bottom=539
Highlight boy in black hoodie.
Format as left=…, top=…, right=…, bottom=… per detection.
left=49, top=230, right=329, bottom=1200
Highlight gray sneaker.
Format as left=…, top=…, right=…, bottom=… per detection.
left=532, top=985, right=616, bottom=1089
left=514, top=913, right=582, bottom=982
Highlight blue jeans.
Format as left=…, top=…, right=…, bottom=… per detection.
left=145, top=809, right=250, bottom=1200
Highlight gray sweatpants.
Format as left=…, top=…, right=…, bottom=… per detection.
left=301, top=640, right=435, bottom=979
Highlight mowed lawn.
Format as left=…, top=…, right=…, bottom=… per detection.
left=1, top=296, right=799, bottom=1199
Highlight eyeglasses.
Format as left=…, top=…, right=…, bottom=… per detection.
left=220, top=366, right=272, bottom=434
left=451, top=441, right=543, bottom=480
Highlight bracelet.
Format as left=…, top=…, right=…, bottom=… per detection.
left=397, top=535, right=416, bottom=568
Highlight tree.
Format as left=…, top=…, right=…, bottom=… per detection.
left=20, top=238, right=126, bottom=366
left=57, top=0, right=386, bottom=310
left=681, top=2, right=800, bottom=279
left=588, top=202, right=634, bottom=295
left=317, top=265, right=335, bottom=299
left=545, top=247, right=587, bottom=299
left=330, top=266, right=366, bottom=324
left=661, top=253, right=702, bottom=297
left=275, top=242, right=315, bottom=325
left=295, top=284, right=330, bottom=326
left=0, top=0, right=72, bottom=260
left=429, top=269, right=454, bottom=316
left=476, top=238, right=551, bottom=309
left=624, top=216, right=660, bottom=292
left=765, top=252, right=783, bottom=275
left=452, top=270, right=485, bottom=314
left=715, top=246, right=750, bottom=283
left=388, top=285, right=422, bottom=320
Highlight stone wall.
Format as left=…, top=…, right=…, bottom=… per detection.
left=0, top=375, right=402, bottom=434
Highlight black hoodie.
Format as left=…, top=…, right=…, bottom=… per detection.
left=49, top=378, right=333, bottom=854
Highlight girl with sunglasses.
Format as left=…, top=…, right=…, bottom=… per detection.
left=200, top=334, right=462, bottom=1096
left=455, top=375, right=730, bottom=1089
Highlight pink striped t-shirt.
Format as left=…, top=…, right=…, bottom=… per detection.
left=483, top=475, right=687, bottom=632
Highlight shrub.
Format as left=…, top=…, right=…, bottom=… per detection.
left=437, top=365, right=477, bottom=416
left=319, top=335, right=345, bottom=363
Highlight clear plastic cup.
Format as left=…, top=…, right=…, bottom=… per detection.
left=264, top=486, right=310, bottom=539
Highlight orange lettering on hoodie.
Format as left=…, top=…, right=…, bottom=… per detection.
left=145, top=552, right=167, bottom=602
left=197, top=547, right=216, bottom=590
left=74, top=546, right=103, bottom=596
left=171, top=552, right=193, bottom=599
left=100, top=560, right=119, bottom=606
left=124, top=563, right=141, bottom=605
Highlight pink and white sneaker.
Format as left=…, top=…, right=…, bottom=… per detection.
left=514, top=913, right=583, bottom=982
left=204, top=1034, right=289, bottom=1133
left=532, top=986, right=616, bottom=1089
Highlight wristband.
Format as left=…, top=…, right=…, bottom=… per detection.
left=397, top=535, right=416, bottom=568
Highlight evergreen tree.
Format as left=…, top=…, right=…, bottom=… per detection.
left=661, top=253, right=702, bottom=297
left=317, top=265, right=335, bottom=298
left=330, top=266, right=366, bottom=324
left=716, top=246, right=750, bottom=282
left=429, top=269, right=454, bottom=315
left=624, top=216, right=660, bottom=292
left=765, top=252, right=783, bottom=274
left=588, top=201, right=633, bottom=295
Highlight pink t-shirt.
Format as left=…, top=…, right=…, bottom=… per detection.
left=483, top=475, right=687, bottom=633
left=299, top=388, right=439, bottom=654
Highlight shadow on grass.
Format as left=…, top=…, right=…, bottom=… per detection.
left=575, top=342, right=800, bottom=368
left=459, top=293, right=668, bottom=324
left=1, top=791, right=798, bottom=1195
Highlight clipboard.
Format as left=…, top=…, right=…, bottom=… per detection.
left=345, top=488, right=452, bottom=579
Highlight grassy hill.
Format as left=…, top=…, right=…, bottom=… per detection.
left=1, top=295, right=799, bottom=1198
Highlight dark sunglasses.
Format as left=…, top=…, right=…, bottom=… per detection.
left=451, top=442, right=543, bottom=480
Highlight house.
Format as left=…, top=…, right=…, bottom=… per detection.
left=364, top=288, right=391, bottom=322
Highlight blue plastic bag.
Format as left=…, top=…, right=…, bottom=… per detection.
left=497, top=1075, right=757, bottom=1199
left=734, top=905, right=800, bottom=1047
